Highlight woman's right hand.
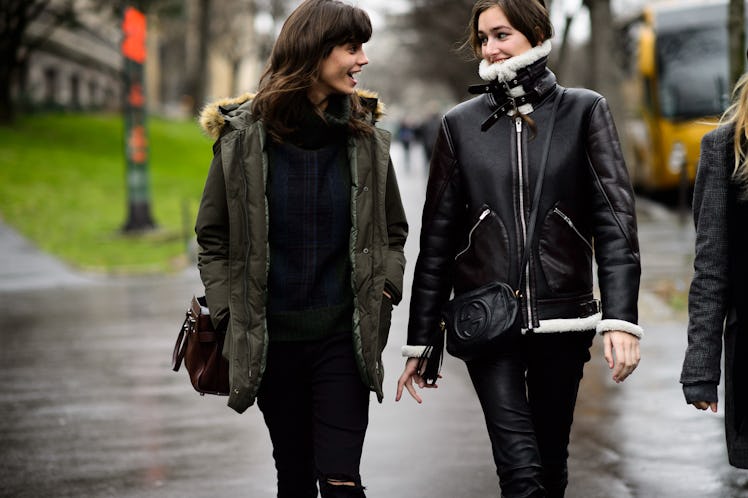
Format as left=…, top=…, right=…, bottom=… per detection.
left=395, top=357, right=438, bottom=403
left=691, top=401, right=718, bottom=413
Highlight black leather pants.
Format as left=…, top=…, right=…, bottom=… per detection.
left=466, top=330, right=595, bottom=498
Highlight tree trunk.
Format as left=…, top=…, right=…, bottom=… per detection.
left=0, top=0, right=33, bottom=124
left=553, top=13, right=575, bottom=84
left=585, top=0, right=614, bottom=95
left=583, top=0, right=631, bottom=179
left=0, top=66, right=15, bottom=124
left=192, top=0, right=210, bottom=115
left=728, top=0, right=746, bottom=90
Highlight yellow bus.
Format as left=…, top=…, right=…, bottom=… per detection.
left=629, top=0, right=743, bottom=194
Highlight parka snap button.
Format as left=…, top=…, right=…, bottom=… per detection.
left=363, top=248, right=369, bottom=254
left=363, top=186, right=369, bottom=192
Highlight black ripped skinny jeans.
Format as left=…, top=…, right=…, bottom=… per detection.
left=466, top=330, right=596, bottom=498
left=257, top=332, right=370, bottom=498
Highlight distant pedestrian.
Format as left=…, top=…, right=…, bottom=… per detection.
left=417, top=113, right=441, bottom=165
left=396, top=1, right=642, bottom=496
left=396, top=119, right=416, bottom=170
left=194, top=0, right=408, bottom=496
left=680, top=68, right=748, bottom=469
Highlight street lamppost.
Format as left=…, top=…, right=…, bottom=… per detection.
left=121, top=4, right=156, bottom=232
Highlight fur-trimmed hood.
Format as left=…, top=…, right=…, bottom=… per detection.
left=198, top=89, right=385, bottom=140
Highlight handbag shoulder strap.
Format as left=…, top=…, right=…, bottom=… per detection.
left=517, top=88, right=564, bottom=290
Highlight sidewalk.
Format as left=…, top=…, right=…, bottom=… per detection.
left=0, top=221, right=91, bottom=291
left=2, top=145, right=748, bottom=497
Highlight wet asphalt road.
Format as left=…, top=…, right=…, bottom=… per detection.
left=2, top=142, right=748, bottom=497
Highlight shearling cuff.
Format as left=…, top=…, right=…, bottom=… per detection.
left=533, top=312, right=601, bottom=333
left=401, top=345, right=429, bottom=358
left=596, top=319, right=643, bottom=339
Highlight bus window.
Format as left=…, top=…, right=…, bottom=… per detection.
left=657, top=27, right=728, bottom=120
left=628, top=0, right=745, bottom=194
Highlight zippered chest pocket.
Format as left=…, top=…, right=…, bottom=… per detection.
left=453, top=206, right=511, bottom=295
left=538, top=206, right=593, bottom=294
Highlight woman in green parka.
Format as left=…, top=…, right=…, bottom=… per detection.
left=194, top=1, right=407, bottom=496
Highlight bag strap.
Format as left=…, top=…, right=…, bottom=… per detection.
left=171, top=311, right=191, bottom=372
left=172, top=295, right=203, bottom=372
left=516, top=88, right=564, bottom=292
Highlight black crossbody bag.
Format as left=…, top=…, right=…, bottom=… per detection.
left=419, top=90, right=563, bottom=377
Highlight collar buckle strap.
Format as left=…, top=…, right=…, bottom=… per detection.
left=479, top=92, right=537, bottom=132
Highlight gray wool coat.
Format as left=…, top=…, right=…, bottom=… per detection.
left=681, top=123, right=748, bottom=469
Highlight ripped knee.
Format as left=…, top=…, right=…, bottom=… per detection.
left=327, top=478, right=355, bottom=486
left=318, top=473, right=366, bottom=497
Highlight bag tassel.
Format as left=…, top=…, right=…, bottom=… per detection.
left=416, top=319, right=445, bottom=386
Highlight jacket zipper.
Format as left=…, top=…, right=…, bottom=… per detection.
left=552, top=208, right=593, bottom=252
left=239, top=139, right=252, bottom=379
left=454, top=208, right=490, bottom=260
left=515, top=117, right=533, bottom=328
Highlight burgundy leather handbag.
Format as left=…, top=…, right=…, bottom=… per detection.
left=171, top=295, right=229, bottom=396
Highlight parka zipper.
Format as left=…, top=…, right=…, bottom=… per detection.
left=454, top=208, right=490, bottom=260
left=239, top=138, right=252, bottom=379
left=515, top=117, right=533, bottom=328
left=552, top=208, right=593, bottom=253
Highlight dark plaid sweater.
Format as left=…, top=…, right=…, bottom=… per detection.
left=265, top=97, right=353, bottom=341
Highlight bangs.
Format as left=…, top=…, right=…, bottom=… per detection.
left=325, top=6, right=372, bottom=46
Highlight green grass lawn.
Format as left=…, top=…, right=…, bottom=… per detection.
left=0, top=112, right=214, bottom=273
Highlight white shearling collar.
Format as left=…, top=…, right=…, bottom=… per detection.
left=479, top=40, right=552, bottom=83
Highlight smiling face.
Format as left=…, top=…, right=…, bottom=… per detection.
left=308, top=42, right=368, bottom=108
left=477, top=5, right=534, bottom=64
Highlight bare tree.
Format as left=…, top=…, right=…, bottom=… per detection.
left=582, top=0, right=626, bottom=118
left=728, top=0, right=746, bottom=89
left=184, top=0, right=211, bottom=115
left=583, top=0, right=614, bottom=95
left=193, top=0, right=292, bottom=103
left=0, top=0, right=76, bottom=124
left=254, top=0, right=294, bottom=62
left=398, top=0, right=477, bottom=102
left=552, top=9, right=577, bottom=84
left=209, top=0, right=258, bottom=96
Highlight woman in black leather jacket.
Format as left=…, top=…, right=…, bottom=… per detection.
left=396, top=1, right=642, bottom=496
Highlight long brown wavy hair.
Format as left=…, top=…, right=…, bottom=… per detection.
left=252, top=0, right=374, bottom=142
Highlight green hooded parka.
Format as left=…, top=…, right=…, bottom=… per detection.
left=195, top=91, right=408, bottom=413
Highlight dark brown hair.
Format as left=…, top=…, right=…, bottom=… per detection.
left=466, top=0, right=553, bottom=59
left=252, top=0, right=373, bottom=142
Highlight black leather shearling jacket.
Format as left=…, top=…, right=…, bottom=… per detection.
left=407, top=69, right=641, bottom=348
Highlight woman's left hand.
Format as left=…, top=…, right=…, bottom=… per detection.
left=603, top=330, right=640, bottom=383
left=396, top=358, right=439, bottom=403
